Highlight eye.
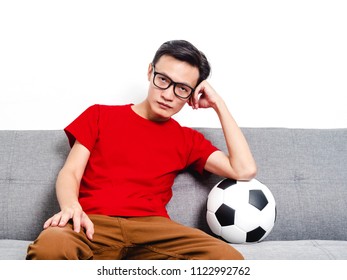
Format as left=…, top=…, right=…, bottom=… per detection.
left=177, top=84, right=190, bottom=93
left=179, top=86, right=188, bottom=92
left=160, top=76, right=169, bottom=83
left=175, top=84, right=192, bottom=98
left=157, top=74, right=168, bottom=81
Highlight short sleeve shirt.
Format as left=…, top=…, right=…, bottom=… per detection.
left=64, top=104, right=218, bottom=218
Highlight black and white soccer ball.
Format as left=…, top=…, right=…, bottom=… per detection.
left=206, top=178, right=276, bottom=243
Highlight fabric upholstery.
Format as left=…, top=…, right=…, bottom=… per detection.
left=0, top=128, right=346, bottom=259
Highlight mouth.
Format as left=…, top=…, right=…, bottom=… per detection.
left=157, top=101, right=173, bottom=110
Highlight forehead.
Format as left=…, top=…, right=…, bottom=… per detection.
left=155, top=55, right=199, bottom=86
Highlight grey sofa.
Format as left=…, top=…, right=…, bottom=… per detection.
left=1, top=128, right=346, bottom=260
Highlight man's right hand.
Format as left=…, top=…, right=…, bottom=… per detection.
left=43, top=205, right=94, bottom=240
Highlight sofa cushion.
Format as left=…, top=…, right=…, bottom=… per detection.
left=2, top=239, right=347, bottom=260
left=0, top=131, right=64, bottom=240
left=0, top=240, right=32, bottom=260
left=233, top=240, right=347, bottom=260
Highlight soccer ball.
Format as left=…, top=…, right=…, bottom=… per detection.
left=206, top=178, right=276, bottom=243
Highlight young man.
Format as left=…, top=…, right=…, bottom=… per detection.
left=26, top=40, right=256, bottom=260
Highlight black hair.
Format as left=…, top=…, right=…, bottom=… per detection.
left=152, top=40, right=211, bottom=85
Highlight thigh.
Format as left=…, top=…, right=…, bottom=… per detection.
left=124, top=217, right=243, bottom=260
left=27, top=215, right=127, bottom=260
left=88, top=215, right=128, bottom=260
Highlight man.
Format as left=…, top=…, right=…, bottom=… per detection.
left=26, top=40, right=256, bottom=260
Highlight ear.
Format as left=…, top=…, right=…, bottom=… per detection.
left=147, top=63, right=153, bottom=81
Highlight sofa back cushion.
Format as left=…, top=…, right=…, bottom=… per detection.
left=168, top=128, right=347, bottom=241
left=0, top=131, right=63, bottom=240
left=0, top=128, right=346, bottom=241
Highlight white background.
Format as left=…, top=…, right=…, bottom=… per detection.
left=0, top=0, right=346, bottom=130
left=1, top=260, right=347, bottom=280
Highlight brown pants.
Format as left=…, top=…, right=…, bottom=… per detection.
left=26, top=215, right=243, bottom=260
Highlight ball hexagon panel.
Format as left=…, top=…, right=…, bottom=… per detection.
left=207, top=186, right=225, bottom=212
left=221, top=225, right=246, bottom=244
left=234, top=202, right=262, bottom=232
left=223, top=185, right=249, bottom=210
left=206, top=210, right=222, bottom=236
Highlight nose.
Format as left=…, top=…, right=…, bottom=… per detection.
left=160, top=84, right=175, bottom=101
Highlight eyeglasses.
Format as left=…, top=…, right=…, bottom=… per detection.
left=152, top=65, right=195, bottom=99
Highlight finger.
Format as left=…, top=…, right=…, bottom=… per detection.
left=81, top=214, right=94, bottom=240
left=50, top=213, right=63, bottom=227
left=58, top=212, right=73, bottom=227
left=43, top=217, right=53, bottom=229
left=187, top=96, right=193, bottom=107
left=191, top=88, right=200, bottom=109
left=84, top=216, right=94, bottom=240
left=194, top=82, right=207, bottom=109
left=72, top=211, right=82, bottom=233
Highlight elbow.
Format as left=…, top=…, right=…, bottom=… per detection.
left=233, top=164, right=257, bottom=181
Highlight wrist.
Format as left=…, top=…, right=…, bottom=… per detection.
left=212, top=97, right=227, bottom=113
left=61, top=201, right=81, bottom=212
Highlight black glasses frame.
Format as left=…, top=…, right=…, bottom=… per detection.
left=152, top=64, right=195, bottom=99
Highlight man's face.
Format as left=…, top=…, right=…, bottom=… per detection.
left=146, top=55, right=199, bottom=121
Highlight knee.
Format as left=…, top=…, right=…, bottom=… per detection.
left=26, top=226, right=87, bottom=260
left=26, top=227, right=65, bottom=259
left=225, top=245, right=244, bottom=260
left=208, top=241, right=244, bottom=260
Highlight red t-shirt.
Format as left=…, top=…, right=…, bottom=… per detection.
left=64, top=104, right=218, bottom=218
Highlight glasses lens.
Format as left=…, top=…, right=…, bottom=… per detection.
left=174, top=84, right=193, bottom=98
left=154, top=73, right=171, bottom=89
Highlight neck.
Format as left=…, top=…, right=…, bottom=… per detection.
left=131, top=102, right=170, bottom=123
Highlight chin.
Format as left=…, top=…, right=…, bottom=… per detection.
left=153, top=110, right=172, bottom=122
left=149, top=103, right=173, bottom=121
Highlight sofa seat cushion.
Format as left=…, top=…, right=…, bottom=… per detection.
left=1, top=239, right=347, bottom=260
left=233, top=240, right=347, bottom=260
left=0, top=240, right=32, bottom=260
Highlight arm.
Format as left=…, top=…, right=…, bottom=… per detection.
left=190, top=81, right=257, bottom=180
left=43, top=140, right=94, bottom=240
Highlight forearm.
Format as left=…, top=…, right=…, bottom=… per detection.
left=213, top=99, right=257, bottom=179
left=55, top=167, right=81, bottom=211
left=191, top=80, right=257, bottom=179
left=44, top=141, right=92, bottom=237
